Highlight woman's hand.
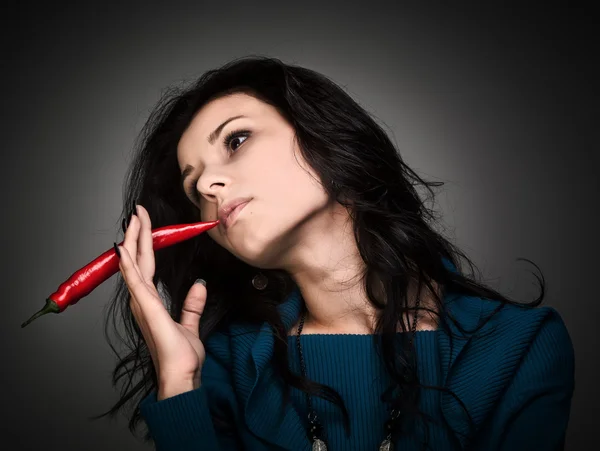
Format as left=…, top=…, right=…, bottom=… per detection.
left=116, top=204, right=207, bottom=399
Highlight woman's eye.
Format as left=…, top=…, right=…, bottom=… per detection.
left=223, top=129, right=251, bottom=153
left=229, top=135, right=247, bottom=151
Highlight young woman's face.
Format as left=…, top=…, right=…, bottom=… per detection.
left=177, top=93, right=334, bottom=269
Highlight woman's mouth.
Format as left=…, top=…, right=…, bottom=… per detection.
left=223, top=201, right=250, bottom=229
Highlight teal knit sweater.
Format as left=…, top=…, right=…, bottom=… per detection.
left=140, top=264, right=575, bottom=450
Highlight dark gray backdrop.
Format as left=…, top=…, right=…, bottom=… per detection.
left=1, top=2, right=596, bottom=450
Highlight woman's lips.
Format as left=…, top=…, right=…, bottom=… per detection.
left=224, top=201, right=250, bottom=229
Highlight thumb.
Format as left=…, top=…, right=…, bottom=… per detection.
left=179, top=279, right=207, bottom=336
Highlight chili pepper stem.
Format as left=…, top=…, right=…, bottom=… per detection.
left=21, top=298, right=60, bottom=328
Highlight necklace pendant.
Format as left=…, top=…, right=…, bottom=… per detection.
left=379, top=438, right=394, bottom=451
left=312, top=438, right=327, bottom=451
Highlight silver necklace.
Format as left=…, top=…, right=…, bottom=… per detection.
left=295, top=298, right=420, bottom=451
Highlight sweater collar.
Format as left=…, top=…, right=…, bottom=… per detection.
left=231, top=257, right=494, bottom=450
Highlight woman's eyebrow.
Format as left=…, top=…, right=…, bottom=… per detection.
left=207, top=115, right=247, bottom=145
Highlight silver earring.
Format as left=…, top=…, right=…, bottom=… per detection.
left=252, top=272, right=268, bottom=290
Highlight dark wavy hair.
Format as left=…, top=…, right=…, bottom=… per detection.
left=89, top=56, right=545, bottom=450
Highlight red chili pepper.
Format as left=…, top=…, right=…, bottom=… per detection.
left=21, top=219, right=220, bottom=328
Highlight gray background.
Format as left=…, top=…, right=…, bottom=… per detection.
left=1, top=2, right=596, bottom=450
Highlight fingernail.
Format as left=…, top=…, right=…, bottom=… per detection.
left=194, top=278, right=206, bottom=286
left=113, top=242, right=121, bottom=258
left=128, top=207, right=136, bottom=225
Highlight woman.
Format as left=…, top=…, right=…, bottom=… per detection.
left=92, top=56, right=574, bottom=450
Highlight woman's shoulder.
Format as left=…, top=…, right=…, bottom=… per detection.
left=439, top=292, right=574, bottom=389
left=455, top=295, right=574, bottom=376
left=442, top=289, right=569, bottom=336
left=478, top=295, right=571, bottom=338
left=439, top=295, right=574, bottom=441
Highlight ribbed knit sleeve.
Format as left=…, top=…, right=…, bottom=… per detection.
left=139, top=350, right=241, bottom=451
left=470, top=308, right=575, bottom=450
left=140, top=386, right=220, bottom=450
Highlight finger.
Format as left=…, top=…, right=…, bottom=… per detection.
left=133, top=205, right=156, bottom=284
left=116, top=243, right=166, bottom=317
left=116, top=243, right=166, bottom=373
left=123, top=210, right=140, bottom=265
left=179, top=280, right=207, bottom=337
left=122, top=206, right=135, bottom=234
left=115, top=243, right=145, bottom=298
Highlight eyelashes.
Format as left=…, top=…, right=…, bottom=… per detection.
left=222, top=128, right=251, bottom=152
left=184, top=128, right=252, bottom=203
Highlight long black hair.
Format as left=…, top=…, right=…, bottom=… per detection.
left=89, top=56, right=545, bottom=449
